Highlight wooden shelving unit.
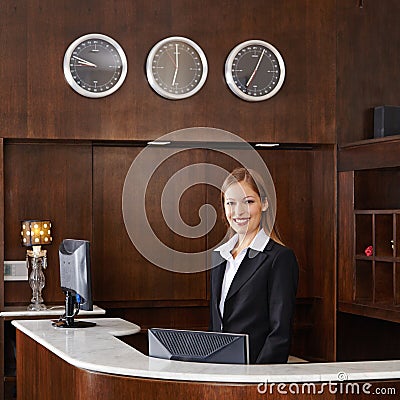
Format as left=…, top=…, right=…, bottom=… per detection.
left=354, top=210, right=399, bottom=305
left=338, top=136, right=400, bottom=323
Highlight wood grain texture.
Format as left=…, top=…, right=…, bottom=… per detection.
left=337, top=311, right=400, bottom=361
left=338, top=171, right=355, bottom=304
left=17, top=330, right=400, bottom=400
left=0, top=318, right=4, bottom=400
left=0, top=2, right=27, bottom=137
left=338, top=137, right=400, bottom=172
left=0, top=139, right=4, bottom=310
left=3, top=142, right=93, bottom=306
left=92, top=145, right=208, bottom=302
left=93, top=144, right=335, bottom=360
left=309, top=146, right=337, bottom=361
left=336, top=0, right=400, bottom=144
left=0, top=0, right=336, bottom=143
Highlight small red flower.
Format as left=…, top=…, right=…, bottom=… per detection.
left=364, top=245, right=373, bottom=257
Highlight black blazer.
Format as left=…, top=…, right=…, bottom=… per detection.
left=209, top=239, right=299, bottom=364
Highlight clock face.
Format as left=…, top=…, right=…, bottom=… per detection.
left=63, top=33, right=128, bottom=98
left=146, top=36, right=208, bottom=100
left=225, top=40, right=285, bottom=102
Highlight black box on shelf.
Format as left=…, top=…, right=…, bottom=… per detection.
left=374, top=105, right=400, bottom=138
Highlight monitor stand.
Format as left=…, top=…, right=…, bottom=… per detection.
left=52, top=290, right=96, bottom=329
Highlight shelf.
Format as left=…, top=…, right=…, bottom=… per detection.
left=355, top=209, right=400, bottom=214
left=340, top=134, right=400, bottom=149
left=338, top=136, right=400, bottom=172
left=355, top=255, right=400, bottom=262
left=339, top=301, right=400, bottom=323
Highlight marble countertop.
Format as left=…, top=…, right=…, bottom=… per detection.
left=12, top=318, right=400, bottom=384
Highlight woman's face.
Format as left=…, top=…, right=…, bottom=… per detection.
left=223, top=180, right=267, bottom=239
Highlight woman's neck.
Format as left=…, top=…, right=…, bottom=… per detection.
left=231, top=229, right=259, bottom=258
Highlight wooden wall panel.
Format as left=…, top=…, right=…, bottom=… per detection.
left=93, top=144, right=335, bottom=360
left=0, top=140, right=4, bottom=310
left=93, top=145, right=324, bottom=304
left=337, top=312, right=400, bottom=361
left=309, top=146, right=337, bottom=361
left=0, top=0, right=336, bottom=143
left=0, top=2, right=27, bottom=137
left=338, top=171, right=355, bottom=304
left=3, top=143, right=92, bottom=306
left=336, top=0, right=400, bottom=144
left=92, top=145, right=208, bottom=302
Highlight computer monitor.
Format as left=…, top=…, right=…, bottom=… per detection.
left=148, top=328, right=249, bottom=364
left=52, top=239, right=95, bottom=328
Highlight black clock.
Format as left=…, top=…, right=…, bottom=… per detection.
left=63, top=33, right=128, bottom=98
left=146, top=36, right=208, bottom=100
left=225, top=40, right=285, bottom=102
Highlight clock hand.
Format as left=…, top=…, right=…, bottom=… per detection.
left=246, top=49, right=265, bottom=87
left=166, top=50, right=177, bottom=68
left=172, top=67, right=178, bottom=86
left=72, top=55, right=97, bottom=68
left=172, top=44, right=179, bottom=86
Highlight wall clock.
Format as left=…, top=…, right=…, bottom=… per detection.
left=146, top=36, right=208, bottom=100
left=224, top=39, right=285, bottom=102
left=63, top=33, right=128, bottom=98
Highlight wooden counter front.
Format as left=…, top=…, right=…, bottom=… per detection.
left=16, top=330, right=400, bottom=400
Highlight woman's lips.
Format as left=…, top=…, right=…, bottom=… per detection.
left=233, top=217, right=250, bottom=226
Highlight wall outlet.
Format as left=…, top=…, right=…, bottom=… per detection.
left=4, top=260, right=28, bottom=281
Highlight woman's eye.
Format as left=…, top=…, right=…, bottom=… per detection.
left=245, top=200, right=255, bottom=204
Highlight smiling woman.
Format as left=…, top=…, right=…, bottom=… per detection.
left=210, top=167, right=299, bottom=364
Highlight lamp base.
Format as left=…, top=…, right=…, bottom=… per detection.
left=27, top=303, right=47, bottom=311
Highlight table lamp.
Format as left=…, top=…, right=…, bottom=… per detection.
left=21, top=220, right=52, bottom=311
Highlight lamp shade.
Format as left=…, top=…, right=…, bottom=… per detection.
left=21, top=220, right=52, bottom=247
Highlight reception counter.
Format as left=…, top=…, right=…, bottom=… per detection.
left=13, top=318, right=400, bottom=399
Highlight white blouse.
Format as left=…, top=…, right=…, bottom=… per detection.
left=214, top=229, right=270, bottom=317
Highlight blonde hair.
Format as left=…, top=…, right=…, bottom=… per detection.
left=221, top=167, right=283, bottom=245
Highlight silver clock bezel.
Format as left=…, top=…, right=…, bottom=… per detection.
left=225, top=39, right=285, bottom=102
left=146, top=36, right=208, bottom=100
left=63, top=33, right=128, bottom=98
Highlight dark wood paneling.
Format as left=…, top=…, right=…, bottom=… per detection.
left=105, top=306, right=210, bottom=331
left=338, top=137, right=400, bottom=172
left=0, top=2, right=27, bottom=137
left=337, top=312, right=400, bottom=361
left=354, top=168, right=400, bottom=210
left=309, top=147, right=337, bottom=361
left=0, top=139, right=4, bottom=310
left=338, top=171, right=355, bottom=304
left=92, top=145, right=208, bottom=302
left=336, top=0, right=400, bottom=144
left=0, top=318, right=4, bottom=400
left=0, top=0, right=336, bottom=143
left=93, top=144, right=335, bottom=360
left=3, top=143, right=92, bottom=306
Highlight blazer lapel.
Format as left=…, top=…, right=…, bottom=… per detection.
left=211, top=255, right=226, bottom=320
left=225, top=250, right=268, bottom=301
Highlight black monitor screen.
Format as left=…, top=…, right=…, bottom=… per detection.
left=148, top=328, right=249, bottom=364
